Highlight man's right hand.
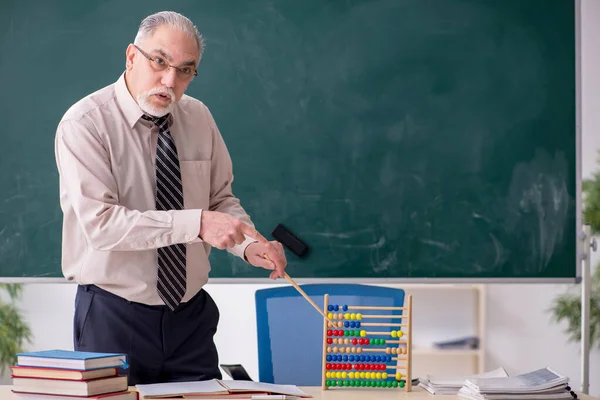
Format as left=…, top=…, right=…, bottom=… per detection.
left=199, top=210, right=267, bottom=250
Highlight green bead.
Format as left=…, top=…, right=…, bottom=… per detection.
left=336, top=380, right=342, bottom=386
left=400, top=381, right=405, bottom=388
left=354, top=330, right=360, bottom=336
left=387, top=381, right=393, bottom=388
left=350, top=380, right=356, bottom=387
left=345, top=380, right=351, bottom=387
left=392, top=381, right=398, bottom=388
left=361, top=380, right=367, bottom=387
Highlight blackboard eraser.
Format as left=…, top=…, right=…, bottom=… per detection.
left=271, top=223, right=309, bottom=257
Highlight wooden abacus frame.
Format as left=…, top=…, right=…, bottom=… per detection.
left=321, top=294, right=413, bottom=391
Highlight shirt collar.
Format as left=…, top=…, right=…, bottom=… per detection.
left=114, top=72, right=145, bottom=129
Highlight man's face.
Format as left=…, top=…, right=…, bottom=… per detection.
left=125, top=24, right=199, bottom=117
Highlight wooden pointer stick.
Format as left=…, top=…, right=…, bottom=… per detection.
left=263, top=253, right=333, bottom=322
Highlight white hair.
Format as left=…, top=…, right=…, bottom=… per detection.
left=134, top=11, right=205, bottom=60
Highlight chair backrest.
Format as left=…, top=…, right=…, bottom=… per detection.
left=255, top=284, right=405, bottom=385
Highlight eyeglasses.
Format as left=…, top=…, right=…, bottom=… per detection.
left=134, top=44, right=198, bottom=80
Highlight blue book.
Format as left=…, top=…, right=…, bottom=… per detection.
left=16, top=350, right=128, bottom=371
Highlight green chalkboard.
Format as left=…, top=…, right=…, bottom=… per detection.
left=0, top=0, right=578, bottom=280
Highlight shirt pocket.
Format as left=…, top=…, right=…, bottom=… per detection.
left=180, top=160, right=211, bottom=210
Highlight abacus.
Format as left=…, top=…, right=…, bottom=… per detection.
left=321, top=294, right=413, bottom=391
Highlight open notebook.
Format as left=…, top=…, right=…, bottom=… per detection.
left=136, top=379, right=311, bottom=399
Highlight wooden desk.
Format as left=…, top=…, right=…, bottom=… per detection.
left=1, top=386, right=598, bottom=400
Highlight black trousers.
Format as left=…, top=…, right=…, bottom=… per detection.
left=74, top=284, right=222, bottom=385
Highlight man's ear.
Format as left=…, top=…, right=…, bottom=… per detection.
left=125, top=44, right=136, bottom=71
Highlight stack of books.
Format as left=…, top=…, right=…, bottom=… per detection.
left=10, top=349, right=137, bottom=400
left=457, top=367, right=576, bottom=400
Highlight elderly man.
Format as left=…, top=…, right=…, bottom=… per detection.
left=54, top=11, right=286, bottom=384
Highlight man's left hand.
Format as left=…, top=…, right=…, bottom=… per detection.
left=244, top=241, right=287, bottom=279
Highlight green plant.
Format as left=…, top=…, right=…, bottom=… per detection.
left=0, top=284, right=32, bottom=374
left=549, top=155, right=600, bottom=348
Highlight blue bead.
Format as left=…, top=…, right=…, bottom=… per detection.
left=343, top=355, right=348, bottom=361
left=337, top=355, right=343, bottom=361
left=344, top=321, right=349, bottom=328
left=326, top=355, right=331, bottom=361
left=349, top=355, right=355, bottom=362
left=356, top=322, right=361, bottom=328
left=360, top=356, right=365, bottom=362
left=349, top=321, right=356, bottom=328
left=333, top=305, right=339, bottom=311
left=376, top=356, right=381, bottom=362
left=387, top=355, right=392, bottom=362
left=328, top=305, right=333, bottom=311
left=370, top=356, right=375, bottom=362
left=342, top=305, right=348, bottom=311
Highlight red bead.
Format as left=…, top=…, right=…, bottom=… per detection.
left=381, top=363, right=386, bottom=370
left=367, top=364, right=373, bottom=370
left=353, top=364, right=359, bottom=370
left=327, top=338, right=333, bottom=344
left=326, top=363, right=331, bottom=370
left=327, top=330, right=333, bottom=336
left=352, top=338, right=358, bottom=345
left=338, top=330, right=344, bottom=336
left=346, top=364, right=352, bottom=370
left=358, top=364, right=365, bottom=370
left=333, top=331, right=339, bottom=336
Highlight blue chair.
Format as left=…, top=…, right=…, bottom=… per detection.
left=255, top=284, right=406, bottom=385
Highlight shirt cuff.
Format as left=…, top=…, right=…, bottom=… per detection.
left=228, top=235, right=257, bottom=261
left=172, top=209, right=202, bottom=243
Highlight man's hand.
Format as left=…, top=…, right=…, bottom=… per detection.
left=199, top=211, right=267, bottom=249
left=244, top=241, right=287, bottom=279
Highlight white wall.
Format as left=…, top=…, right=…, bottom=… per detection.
left=3, top=0, right=600, bottom=396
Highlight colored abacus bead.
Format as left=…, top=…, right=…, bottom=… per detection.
left=350, top=313, right=356, bottom=320
left=396, top=372, right=403, bottom=380
left=333, top=305, right=339, bottom=311
left=342, top=304, right=348, bottom=311
left=400, top=381, right=405, bottom=388
left=391, top=331, right=397, bottom=338
left=397, top=330, right=403, bottom=337
left=327, top=338, right=333, bottom=344
left=352, top=338, right=358, bottom=345
left=360, top=330, right=367, bottom=337
left=356, top=313, right=362, bottom=320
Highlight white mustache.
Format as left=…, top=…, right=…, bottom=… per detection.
left=147, top=87, right=175, bottom=99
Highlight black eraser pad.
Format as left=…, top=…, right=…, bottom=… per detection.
left=271, top=223, right=309, bottom=257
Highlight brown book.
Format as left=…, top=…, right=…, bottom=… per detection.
left=11, top=390, right=138, bottom=400
left=11, top=375, right=128, bottom=397
left=11, top=365, right=118, bottom=380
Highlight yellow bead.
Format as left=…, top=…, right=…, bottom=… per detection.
left=376, top=372, right=382, bottom=379
left=342, top=372, right=347, bottom=379
left=349, top=372, right=355, bottom=379
left=360, top=330, right=366, bottom=337
left=356, top=313, right=362, bottom=321
left=365, top=372, right=371, bottom=379
left=344, top=313, right=350, bottom=320
left=391, top=331, right=397, bottom=338
left=336, top=372, right=342, bottom=379
left=326, top=372, right=330, bottom=378
left=382, top=373, right=388, bottom=379
left=396, top=373, right=403, bottom=380
left=327, top=313, right=333, bottom=319
left=360, top=372, right=366, bottom=379
left=397, top=330, right=403, bottom=337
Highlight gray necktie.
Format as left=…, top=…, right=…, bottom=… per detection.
left=142, top=114, right=186, bottom=310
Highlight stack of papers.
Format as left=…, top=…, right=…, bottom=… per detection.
left=419, top=367, right=509, bottom=395
left=458, top=367, right=573, bottom=400
left=136, top=379, right=312, bottom=399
